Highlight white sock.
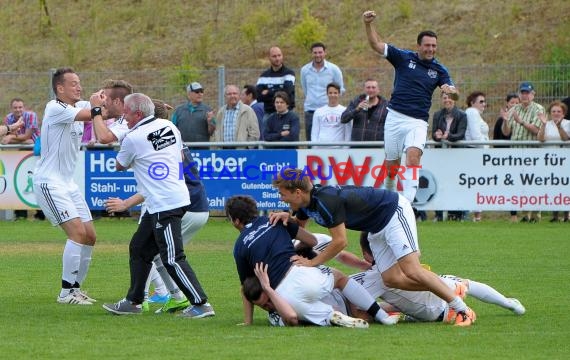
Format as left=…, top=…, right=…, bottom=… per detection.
left=340, top=278, right=389, bottom=321
left=467, top=280, right=513, bottom=309
left=448, top=296, right=468, bottom=313
left=62, top=239, right=82, bottom=287
left=76, top=244, right=93, bottom=286
left=148, top=264, right=168, bottom=296
left=402, top=167, right=419, bottom=203
left=384, top=174, right=396, bottom=192
left=153, top=256, right=184, bottom=300
left=341, top=278, right=376, bottom=310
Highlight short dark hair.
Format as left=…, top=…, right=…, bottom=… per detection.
left=466, top=91, right=486, bottom=107
left=225, top=195, right=258, bottom=225
left=506, top=92, right=520, bottom=102
left=310, top=42, right=326, bottom=51
left=273, top=91, right=290, bottom=106
left=326, top=82, right=340, bottom=93
left=52, top=68, right=76, bottom=96
left=242, top=276, right=263, bottom=303
left=243, top=84, right=257, bottom=99
left=10, top=98, right=24, bottom=106
left=417, top=30, right=437, bottom=45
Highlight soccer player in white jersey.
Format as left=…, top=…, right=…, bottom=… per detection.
left=102, top=93, right=214, bottom=318
left=91, top=79, right=134, bottom=144
left=33, top=67, right=106, bottom=305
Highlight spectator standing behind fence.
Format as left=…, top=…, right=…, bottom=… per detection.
left=214, top=85, right=260, bottom=148
left=172, top=82, right=216, bottom=143
left=0, top=117, right=23, bottom=139
left=301, top=42, right=345, bottom=141
left=311, top=83, right=350, bottom=148
left=465, top=91, right=490, bottom=222
left=494, top=92, right=520, bottom=222
left=493, top=93, right=519, bottom=145
left=3, top=98, right=41, bottom=220
left=431, top=92, right=467, bottom=222
left=256, top=47, right=296, bottom=121
left=432, top=92, right=467, bottom=143
left=501, top=82, right=544, bottom=223
left=537, top=100, right=570, bottom=223
left=340, top=79, right=388, bottom=142
left=240, top=85, right=265, bottom=140
left=2, top=98, right=39, bottom=145
left=263, top=91, right=300, bottom=147
left=363, top=10, right=459, bottom=204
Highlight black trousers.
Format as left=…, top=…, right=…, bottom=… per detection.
left=126, top=206, right=208, bottom=305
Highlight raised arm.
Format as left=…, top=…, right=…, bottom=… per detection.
left=363, top=10, right=386, bottom=55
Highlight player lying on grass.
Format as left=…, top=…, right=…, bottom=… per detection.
left=227, top=195, right=400, bottom=328
left=272, top=168, right=475, bottom=326
left=266, top=232, right=525, bottom=326
left=243, top=262, right=369, bottom=328
left=322, top=232, right=525, bottom=322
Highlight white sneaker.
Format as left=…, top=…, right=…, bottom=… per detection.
left=330, top=311, right=369, bottom=329
left=57, top=290, right=93, bottom=305
left=74, top=289, right=97, bottom=303
left=509, top=298, right=526, bottom=315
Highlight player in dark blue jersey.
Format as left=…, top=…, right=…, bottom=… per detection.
left=226, top=195, right=398, bottom=327
left=271, top=168, right=475, bottom=326
left=363, top=10, right=459, bottom=204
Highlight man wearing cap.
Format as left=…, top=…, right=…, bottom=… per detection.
left=501, top=81, right=545, bottom=223
left=501, top=81, right=544, bottom=143
left=172, top=82, right=216, bottom=143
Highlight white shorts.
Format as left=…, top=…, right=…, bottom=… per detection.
left=384, top=109, right=428, bottom=161
left=34, top=181, right=92, bottom=226
left=367, top=194, right=419, bottom=273
left=181, top=211, right=209, bottom=245
left=276, top=265, right=335, bottom=326
left=351, top=269, right=460, bottom=322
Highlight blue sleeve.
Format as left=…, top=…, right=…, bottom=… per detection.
left=263, top=114, right=281, bottom=141
left=171, top=112, right=178, bottom=126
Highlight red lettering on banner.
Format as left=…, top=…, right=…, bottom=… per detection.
left=306, top=155, right=327, bottom=185
left=330, top=156, right=371, bottom=186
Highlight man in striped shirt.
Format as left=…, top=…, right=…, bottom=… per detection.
left=501, top=81, right=545, bottom=222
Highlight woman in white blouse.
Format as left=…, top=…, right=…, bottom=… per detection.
left=537, top=100, right=570, bottom=143
left=465, top=91, right=490, bottom=146
left=465, top=91, right=489, bottom=222
left=538, top=100, right=570, bottom=222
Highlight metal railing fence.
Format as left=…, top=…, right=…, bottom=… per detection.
left=1, top=64, right=568, bottom=140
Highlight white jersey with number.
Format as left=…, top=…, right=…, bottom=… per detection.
left=34, top=100, right=89, bottom=183
left=116, top=117, right=190, bottom=214
left=108, top=115, right=129, bottom=143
